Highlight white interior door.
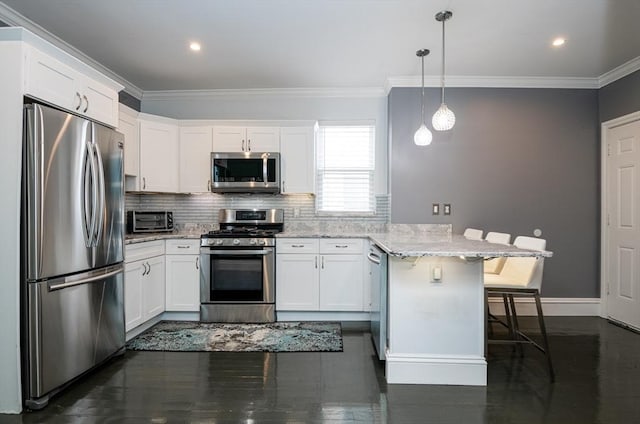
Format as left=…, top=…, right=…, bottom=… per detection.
left=607, top=118, right=640, bottom=330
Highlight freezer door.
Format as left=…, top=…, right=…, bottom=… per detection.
left=92, top=123, right=124, bottom=268
left=27, top=265, right=125, bottom=399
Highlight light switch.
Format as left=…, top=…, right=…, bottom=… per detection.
left=432, top=265, right=442, bottom=281
left=443, top=204, right=451, bottom=215
left=432, top=203, right=440, bottom=215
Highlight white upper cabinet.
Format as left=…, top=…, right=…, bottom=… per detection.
left=24, top=46, right=119, bottom=127
left=139, top=114, right=179, bottom=193
left=213, top=126, right=280, bottom=152
left=280, top=126, right=315, bottom=194
left=179, top=126, right=213, bottom=193
left=118, top=105, right=139, bottom=177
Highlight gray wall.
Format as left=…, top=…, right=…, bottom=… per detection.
left=599, top=69, right=640, bottom=123
left=389, top=87, right=600, bottom=298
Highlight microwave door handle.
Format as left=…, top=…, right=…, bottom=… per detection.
left=263, top=155, right=268, bottom=186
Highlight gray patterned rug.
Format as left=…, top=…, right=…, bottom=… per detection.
left=126, top=321, right=343, bottom=352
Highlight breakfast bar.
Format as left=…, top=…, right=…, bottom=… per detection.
left=369, top=230, right=553, bottom=386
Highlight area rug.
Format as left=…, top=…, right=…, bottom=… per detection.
left=126, top=321, right=343, bottom=352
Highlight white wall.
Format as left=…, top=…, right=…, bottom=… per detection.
left=0, top=42, right=25, bottom=413
left=141, top=91, right=388, bottom=195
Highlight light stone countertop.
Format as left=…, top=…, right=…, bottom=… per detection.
left=370, top=234, right=553, bottom=259
left=125, top=232, right=202, bottom=245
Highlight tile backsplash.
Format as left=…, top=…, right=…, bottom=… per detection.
left=126, top=193, right=389, bottom=229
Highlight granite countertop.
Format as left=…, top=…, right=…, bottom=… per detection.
left=370, top=234, right=554, bottom=259
left=125, top=231, right=202, bottom=245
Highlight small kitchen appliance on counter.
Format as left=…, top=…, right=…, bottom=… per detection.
left=126, top=210, right=174, bottom=233
left=199, top=209, right=283, bottom=322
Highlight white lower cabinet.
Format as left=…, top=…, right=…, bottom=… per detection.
left=165, top=239, right=201, bottom=311
left=276, top=238, right=365, bottom=312
left=124, top=241, right=166, bottom=332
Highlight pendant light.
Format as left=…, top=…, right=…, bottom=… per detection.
left=414, top=49, right=433, bottom=146
left=432, top=10, right=455, bottom=131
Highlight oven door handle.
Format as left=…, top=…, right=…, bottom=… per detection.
left=201, top=249, right=272, bottom=255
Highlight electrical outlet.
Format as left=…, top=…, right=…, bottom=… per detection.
left=432, top=203, right=440, bottom=215
left=443, top=204, right=451, bottom=215
left=430, top=264, right=443, bottom=283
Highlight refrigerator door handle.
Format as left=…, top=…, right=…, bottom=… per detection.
left=47, top=264, right=123, bottom=291
left=86, top=139, right=99, bottom=247
left=81, top=139, right=93, bottom=247
left=92, top=140, right=106, bottom=246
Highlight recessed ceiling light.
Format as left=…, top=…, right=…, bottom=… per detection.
left=189, top=42, right=201, bottom=52
left=552, top=37, right=566, bottom=47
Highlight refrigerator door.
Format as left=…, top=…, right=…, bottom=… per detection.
left=25, top=103, right=124, bottom=280
left=26, top=264, right=125, bottom=401
left=91, top=122, right=124, bottom=268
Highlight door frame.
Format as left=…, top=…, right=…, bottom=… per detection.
left=600, top=110, right=640, bottom=319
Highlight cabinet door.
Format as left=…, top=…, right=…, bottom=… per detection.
left=165, top=254, right=200, bottom=311
left=82, top=77, right=119, bottom=128
left=179, top=126, right=213, bottom=192
left=246, top=127, right=280, bottom=152
left=124, top=260, right=144, bottom=332
left=24, top=46, right=79, bottom=113
left=280, top=127, right=315, bottom=194
left=276, top=254, right=319, bottom=310
left=139, top=119, right=179, bottom=192
left=119, top=106, right=139, bottom=176
left=212, top=126, right=245, bottom=152
left=143, top=255, right=165, bottom=320
left=320, top=254, right=364, bottom=311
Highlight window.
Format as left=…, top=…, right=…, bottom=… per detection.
left=316, top=123, right=375, bottom=214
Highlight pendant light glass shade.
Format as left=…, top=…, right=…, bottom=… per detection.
left=432, top=103, right=455, bottom=131
left=432, top=11, right=455, bottom=131
left=414, top=123, right=433, bottom=146
left=414, top=49, right=432, bottom=146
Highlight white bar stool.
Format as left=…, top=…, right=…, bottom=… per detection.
left=463, top=228, right=483, bottom=240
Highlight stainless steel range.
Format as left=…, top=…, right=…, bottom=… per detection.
left=199, top=209, right=283, bottom=323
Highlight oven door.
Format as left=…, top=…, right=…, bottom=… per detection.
left=200, top=246, right=275, bottom=303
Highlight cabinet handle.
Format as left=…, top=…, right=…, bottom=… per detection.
left=82, top=95, right=89, bottom=113
left=335, top=245, right=349, bottom=248
left=143, top=177, right=146, bottom=190
left=142, top=262, right=149, bottom=276
left=315, top=256, right=318, bottom=269
left=146, top=262, right=151, bottom=275
left=242, top=140, right=245, bottom=151
left=247, top=139, right=251, bottom=151
left=196, top=257, right=199, bottom=270
left=177, top=245, right=190, bottom=249
left=75, top=92, right=82, bottom=110
left=321, top=256, right=325, bottom=269
left=291, top=244, right=305, bottom=248
left=207, top=180, right=211, bottom=191
left=282, top=181, right=286, bottom=193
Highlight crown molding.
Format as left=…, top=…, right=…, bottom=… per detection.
left=385, top=75, right=599, bottom=93
left=0, top=2, right=143, bottom=99
left=598, top=55, right=640, bottom=88
left=143, top=87, right=386, bottom=101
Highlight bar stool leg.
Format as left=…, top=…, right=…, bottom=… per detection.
left=508, top=294, right=523, bottom=356
left=534, top=291, right=555, bottom=382
left=502, top=293, right=516, bottom=343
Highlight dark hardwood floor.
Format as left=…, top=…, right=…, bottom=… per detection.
left=2, top=317, right=640, bottom=423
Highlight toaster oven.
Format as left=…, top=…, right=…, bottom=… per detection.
left=126, top=211, right=174, bottom=233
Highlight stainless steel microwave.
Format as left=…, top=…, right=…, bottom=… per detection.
left=211, top=152, right=280, bottom=193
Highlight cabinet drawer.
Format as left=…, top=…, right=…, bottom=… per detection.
left=319, top=238, right=364, bottom=254
left=125, top=240, right=165, bottom=263
left=277, top=238, right=319, bottom=253
left=165, top=239, right=200, bottom=255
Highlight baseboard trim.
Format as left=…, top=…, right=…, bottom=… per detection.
left=488, top=297, right=600, bottom=316
left=276, top=311, right=371, bottom=322
left=385, top=352, right=487, bottom=386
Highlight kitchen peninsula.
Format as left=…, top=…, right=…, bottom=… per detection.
left=369, top=227, right=552, bottom=386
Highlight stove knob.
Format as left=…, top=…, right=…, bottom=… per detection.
left=258, top=239, right=266, bottom=245
left=249, top=239, right=257, bottom=245
left=233, top=239, right=240, bottom=245
left=215, top=239, right=223, bottom=245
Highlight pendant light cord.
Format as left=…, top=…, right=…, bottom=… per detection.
left=440, top=18, right=446, bottom=104
left=421, top=54, right=425, bottom=122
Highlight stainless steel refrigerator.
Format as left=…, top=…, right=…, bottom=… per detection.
left=21, top=102, right=125, bottom=410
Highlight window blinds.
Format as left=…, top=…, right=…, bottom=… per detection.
left=316, top=125, right=375, bottom=213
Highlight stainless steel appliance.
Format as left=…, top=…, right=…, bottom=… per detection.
left=200, top=209, right=283, bottom=322
left=210, top=152, right=280, bottom=193
left=126, top=210, right=174, bottom=233
left=368, top=244, right=388, bottom=360
left=21, top=102, right=125, bottom=409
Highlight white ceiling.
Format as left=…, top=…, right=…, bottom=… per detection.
left=2, top=0, right=640, bottom=95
